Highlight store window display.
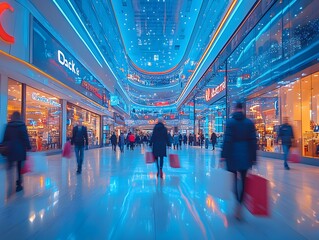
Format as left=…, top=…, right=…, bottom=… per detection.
left=7, top=79, right=22, bottom=121
left=246, top=90, right=280, bottom=152
left=67, top=103, right=101, bottom=148
left=25, top=87, right=61, bottom=151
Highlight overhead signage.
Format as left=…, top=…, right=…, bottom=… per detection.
left=0, top=2, right=14, bottom=44
left=32, top=18, right=108, bottom=107
left=205, top=81, right=226, bottom=102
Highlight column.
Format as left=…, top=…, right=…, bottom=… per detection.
left=61, top=99, right=67, bottom=147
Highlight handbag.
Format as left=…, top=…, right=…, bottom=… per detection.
left=244, top=173, right=269, bottom=216
left=169, top=154, right=180, bottom=168
left=62, top=141, right=72, bottom=158
left=288, top=148, right=301, bottom=163
left=145, top=152, right=155, bottom=163
left=21, top=157, right=32, bottom=174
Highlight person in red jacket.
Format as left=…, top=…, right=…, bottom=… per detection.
left=128, top=132, right=135, bottom=150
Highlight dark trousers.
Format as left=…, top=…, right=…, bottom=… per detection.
left=130, top=142, right=134, bottom=150
left=283, top=145, right=290, bottom=167
left=75, top=145, right=84, bottom=171
left=155, top=156, right=164, bottom=172
left=212, top=142, right=216, bottom=150
left=230, top=170, right=248, bottom=203
left=112, top=143, right=117, bottom=151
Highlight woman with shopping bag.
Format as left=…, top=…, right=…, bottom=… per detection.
left=221, top=102, right=257, bottom=220
left=149, top=119, right=170, bottom=178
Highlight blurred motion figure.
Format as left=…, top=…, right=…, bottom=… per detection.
left=2, top=111, right=31, bottom=193
left=221, top=102, right=257, bottom=220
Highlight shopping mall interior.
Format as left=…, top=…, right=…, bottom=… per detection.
left=0, top=0, right=319, bottom=239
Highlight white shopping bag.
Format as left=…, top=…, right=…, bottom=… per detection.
left=206, top=168, right=234, bottom=200
left=28, top=152, right=48, bottom=174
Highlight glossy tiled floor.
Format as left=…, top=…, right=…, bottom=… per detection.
left=0, top=145, right=318, bottom=240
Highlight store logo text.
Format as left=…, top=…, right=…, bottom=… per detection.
left=0, top=2, right=15, bottom=44
left=58, top=50, right=80, bottom=76
left=205, top=81, right=226, bottom=102
left=31, top=93, right=61, bottom=107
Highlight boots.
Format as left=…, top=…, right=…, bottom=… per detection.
left=160, top=169, right=163, bottom=179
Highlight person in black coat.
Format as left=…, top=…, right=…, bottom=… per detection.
left=110, top=132, right=117, bottom=152
left=150, top=120, right=169, bottom=178
left=2, top=111, right=31, bottom=192
left=211, top=132, right=217, bottom=150
left=278, top=116, right=294, bottom=170
left=221, top=102, right=257, bottom=220
left=71, top=119, right=88, bottom=174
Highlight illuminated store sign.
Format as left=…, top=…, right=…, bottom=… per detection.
left=31, top=92, right=61, bottom=107
left=32, top=18, right=109, bottom=107
left=58, top=50, right=79, bottom=76
left=0, top=2, right=14, bottom=44
left=205, top=81, right=226, bottom=102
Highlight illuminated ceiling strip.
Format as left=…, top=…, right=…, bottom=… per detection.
left=52, top=0, right=102, bottom=67
left=126, top=78, right=180, bottom=89
left=129, top=58, right=179, bottom=75
left=176, top=0, right=238, bottom=104
left=0, top=50, right=106, bottom=111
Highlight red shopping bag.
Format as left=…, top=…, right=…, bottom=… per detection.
left=244, top=173, right=269, bottom=216
left=21, top=157, right=33, bottom=174
left=62, top=141, right=72, bottom=158
left=289, top=149, right=301, bottom=163
left=169, top=154, right=180, bottom=168
left=145, top=152, right=155, bottom=163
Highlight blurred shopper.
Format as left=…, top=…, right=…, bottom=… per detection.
left=150, top=119, right=169, bottom=178
left=110, top=132, right=117, bottom=152
left=278, top=117, right=294, bottom=170
left=179, top=133, right=183, bottom=149
left=71, top=119, right=88, bottom=174
left=173, top=132, right=179, bottom=150
left=128, top=133, right=135, bottom=150
left=2, top=111, right=31, bottom=192
left=167, top=132, right=173, bottom=149
left=221, top=102, right=257, bottom=220
left=211, top=132, right=217, bottom=150
left=118, top=132, right=125, bottom=153
left=183, top=134, right=187, bottom=145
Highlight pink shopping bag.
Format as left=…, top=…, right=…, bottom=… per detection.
left=145, top=152, right=155, bottom=163
left=169, top=154, right=180, bottom=168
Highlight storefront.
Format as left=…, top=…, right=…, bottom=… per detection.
left=7, top=79, right=62, bottom=151
left=67, top=103, right=101, bottom=148
left=225, top=0, right=319, bottom=160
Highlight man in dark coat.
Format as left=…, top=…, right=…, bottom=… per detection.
left=150, top=120, right=169, bottom=178
left=71, top=119, right=88, bottom=174
left=221, top=102, right=257, bottom=220
left=110, top=132, right=117, bottom=152
left=211, top=132, right=217, bottom=150
left=2, top=111, right=31, bottom=192
left=278, top=117, right=294, bottom=170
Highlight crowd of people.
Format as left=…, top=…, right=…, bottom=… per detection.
left=1, top=101, right=296, bottom=221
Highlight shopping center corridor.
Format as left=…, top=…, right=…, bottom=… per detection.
left=0, top=146, right=318, bottom=240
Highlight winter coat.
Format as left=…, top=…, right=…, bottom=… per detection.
left=278, top=123, right=294, bottom=146
left=150, top=122, right=169, bottom=157
left=118, top=134, right=125, bottom=146
left=71, top=125, right=88, bottom=147
left=173, top=134, right=179, bottom=145
left=2, top=120, right=31, bottom=162
left=110, top=134, right=117, bottom=145
left=221, top=112, right=257, bottom=171
left=211, top=133, right=217, bottom=143
left=128, top=134, right=135, bottom=143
